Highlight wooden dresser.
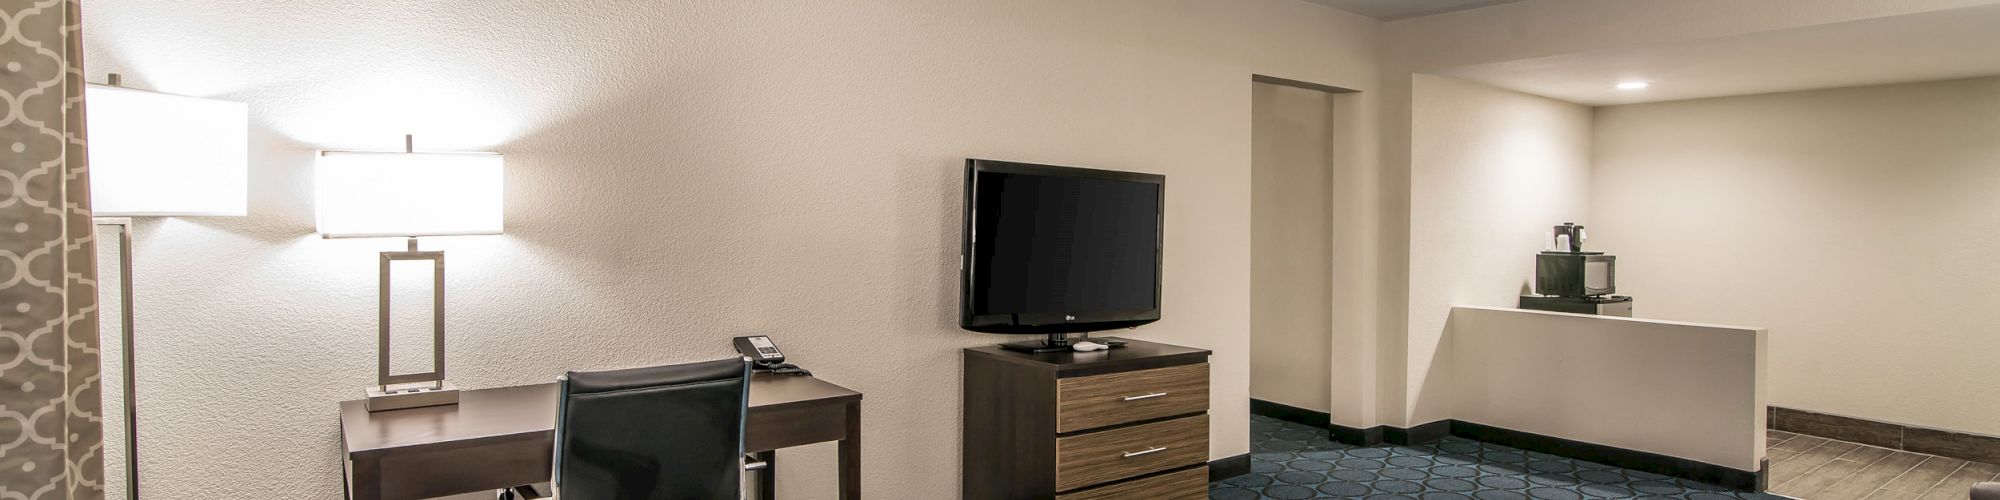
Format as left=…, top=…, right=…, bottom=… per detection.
left=963, top=338, right=1212, bottom=500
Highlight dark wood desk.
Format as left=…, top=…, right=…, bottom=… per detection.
left=339, top=373, right=862, bottom=500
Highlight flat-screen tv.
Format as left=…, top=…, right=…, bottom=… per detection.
left=959, top=159, right=1163, bottom=351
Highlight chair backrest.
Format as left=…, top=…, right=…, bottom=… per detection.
left=555, top=358, right=751, bottom=500
left=1972, top=482, right=2000, bottom=500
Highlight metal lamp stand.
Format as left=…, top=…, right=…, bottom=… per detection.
left=94, top=217, right=138, bottom=500
left=364, top=236, right=459, bottom=411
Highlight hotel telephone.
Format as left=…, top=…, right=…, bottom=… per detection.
left=733, top=335, right=811, bottom=376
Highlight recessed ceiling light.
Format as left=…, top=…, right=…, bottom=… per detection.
left=1616, top=81, right=1651, bottom=90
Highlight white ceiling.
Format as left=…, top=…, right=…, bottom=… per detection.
left=1435, top=3, right=2000, bottom=106
left=1307, top=0, right=1523, bottom=21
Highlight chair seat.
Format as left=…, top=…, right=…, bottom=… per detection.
left=500, top=455, right=764, bottom=499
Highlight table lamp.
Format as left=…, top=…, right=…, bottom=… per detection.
left=85, top=74, right=249, bottom=500
left=315, top=136, right=503, bottom=411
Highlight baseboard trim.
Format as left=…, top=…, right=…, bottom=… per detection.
left=1246, top=398, right=1402, bottom=447
left=1451, top=420, right=1766, bottom=491
left=1249, top=398, right=1330, bottom=429
left=1331, top=423, right=1385, bottom=447
left=1327, top=421, right=1449, bottom=447
left=1208, top=454, right=1251, bottom=482
left=1386, top=419, right=1452, bottom=446
left=1772, top=406, right=2000, bottom=465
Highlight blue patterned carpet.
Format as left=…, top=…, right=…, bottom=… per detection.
left=1210, top=415, right=1782, bottom=500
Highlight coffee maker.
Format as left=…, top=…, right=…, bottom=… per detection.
left=1520, top=223, right=1633, bottom=317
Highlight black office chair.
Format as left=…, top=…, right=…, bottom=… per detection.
left=1973, top=482, right=1999, bottom=500
left=502, top=358, right=756, bottom=500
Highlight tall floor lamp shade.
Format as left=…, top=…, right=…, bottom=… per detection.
left=315, top=137, right=503, bottom=411
left=87, top=79, right=248, bottom=216
left=83, top=75, right=249, bottom=500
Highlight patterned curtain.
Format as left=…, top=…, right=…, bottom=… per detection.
left=1, top=0, right=105, bottom=498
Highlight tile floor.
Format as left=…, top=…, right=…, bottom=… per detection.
left=1766, top=430, right=2000, bottom=500
left=1210, top=415, right=1781, bottom=499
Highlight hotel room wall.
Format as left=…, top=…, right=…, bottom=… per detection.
left=1372, top=0, right=1995, bottom=430
left=1590, top=76, right=2000, bottom=437
left=78, top=0, right=1385, bottom=497
left=1404, top=74, right=1594, bottom=427
left=1251, top=82, right=1337, bottom=413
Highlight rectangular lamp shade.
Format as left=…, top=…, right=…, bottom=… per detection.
left=84, top=84, right=249, bottom=216
left=314, top=151, right=504, bottom=238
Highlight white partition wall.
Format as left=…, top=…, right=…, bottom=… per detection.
left=1450, top=306, right=1767, bottom=472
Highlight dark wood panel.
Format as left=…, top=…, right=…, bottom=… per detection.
left=1771, top=405, right=2000, bottom=466
left=745, top=400, right=848, bottom=453
left=340, top=373, right=861, bottom=500
left=1056, top=466, right=1208, bottom=500
left=340, top=383, right=556, bottom=458
left=341, top=373, right=858, bottom=456
left=1054, top=415, right=1209, bottom=492
left=839, top=401, right=861, bottom=500
left=1905, top=426, right=2000, bottom=465
left=963, top=337, right=1211, bottom=378
left=1773, top=407, right=1903, bottom=449
left=747, top=372, right=863, bottom=410
left=962, top=351, right=1058, bottom=499
left=375, top=432, right=550, bottom=499
left=1056, top=363, right=1208, bottom=432
left=962, top=338, right=1210, bottom=499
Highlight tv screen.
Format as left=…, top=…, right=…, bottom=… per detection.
left=960, top=159, right=1163, bottom=335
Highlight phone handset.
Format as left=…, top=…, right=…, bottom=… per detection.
left=734, top=335, right=784, bottom=364
left=732, top=335, right=811, bottom=376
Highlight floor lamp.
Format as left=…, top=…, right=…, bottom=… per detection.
left=85, top=74, right=249, bottom=500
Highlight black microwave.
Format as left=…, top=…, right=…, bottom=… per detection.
left=1535, top=252, right=1614, bottom=297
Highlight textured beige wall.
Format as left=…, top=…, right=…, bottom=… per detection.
left=1451, top=307, right=1766, bottom=472
left=93, top=226, right=128, bottom=499
left=1324, top=82, right=1388, bottom=430
left=80, top=0, right=1383, bottom=497
left=1371, top=0, right=1999, bottom=430
left=1591, top=76, right=2000, bottom=437
left=1250, top=82, right=1335, bottom=412
left=1404, top=75, right=1593, bottom=426
left=1385, top=0, right=2000, bottom=73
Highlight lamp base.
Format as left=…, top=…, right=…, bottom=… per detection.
left=365, top=381, right=460, bottom=412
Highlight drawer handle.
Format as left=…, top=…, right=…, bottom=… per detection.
left=1121, top=392, right=1168, bottom=401
left=1122, top=446, right=1168, bottom=458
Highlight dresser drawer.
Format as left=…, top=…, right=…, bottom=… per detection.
left=1056, top=466, right=1208, bottom=500
left=1054, top=415, right=1208, bottom=492
left=1056, top=363, right=1208, bottom=432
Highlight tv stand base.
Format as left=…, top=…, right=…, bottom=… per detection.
left=997, top=334, right=1128, bottom=353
